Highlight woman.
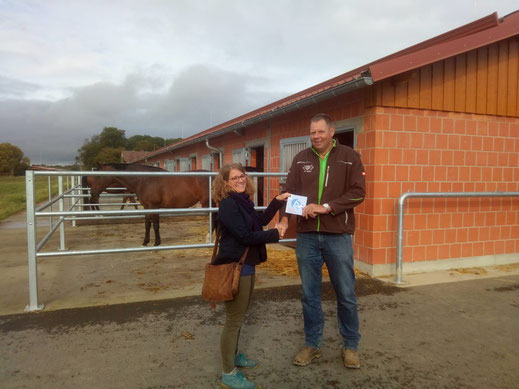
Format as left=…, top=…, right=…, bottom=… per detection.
left=212, top=163, right=290, bottom=389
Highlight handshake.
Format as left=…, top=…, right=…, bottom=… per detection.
left=273, top=192, right=291, bottom=239
left=275, top=219, right=288, bottom=239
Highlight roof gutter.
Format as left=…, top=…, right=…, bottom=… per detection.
left=142, top=75, right=373, bottom=158
left=205, top=139, right=223, bottom=167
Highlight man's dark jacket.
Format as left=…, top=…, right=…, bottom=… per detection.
left=283, top=142, right=365, bottom=234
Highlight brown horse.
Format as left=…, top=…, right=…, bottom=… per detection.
left=98, top=163, right=212, bottom=246
left=82, top=170, right=143, bottom=211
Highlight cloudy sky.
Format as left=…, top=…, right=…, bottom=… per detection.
left=0, top=0, right=517, bottom=165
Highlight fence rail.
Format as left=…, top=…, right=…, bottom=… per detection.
left=395, top=191, right=519, bottom=285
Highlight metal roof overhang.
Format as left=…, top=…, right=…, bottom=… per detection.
left=143, top=75, right=373, bottom=157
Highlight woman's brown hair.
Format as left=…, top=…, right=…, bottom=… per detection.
left=212, top=163, right=256, bottom=203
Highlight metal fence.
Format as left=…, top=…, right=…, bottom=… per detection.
left=27, top=171, right=517, bottom=310
left=395, top=191, right=519, bottom=285
left=25, top=170, right=292, bottom=312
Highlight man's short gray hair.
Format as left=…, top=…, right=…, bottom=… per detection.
left=310, top=113, right=332, bottom=128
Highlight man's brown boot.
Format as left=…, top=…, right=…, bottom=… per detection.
left=343, top=348, right=360, bottom=369
left=293, top=346, right=322, bottom=366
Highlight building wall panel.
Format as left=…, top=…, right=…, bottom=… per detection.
left=507, top=38, right=518, bottom=116
left=476, top=46, right=488, bottom=114
left=455, top=54, right=467, bottom=112
left=466, top=50, right=478, bottom=112
left=486, top=43, right=499, bottom=115
left=497, top=41, right=509, bottom=116
left=369, top=38, right=519, bottom=118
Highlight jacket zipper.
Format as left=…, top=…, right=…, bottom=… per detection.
left=324, top=165, right=330, bottom=188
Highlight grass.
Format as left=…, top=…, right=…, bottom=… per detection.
left=0, top=176, right=60, bottom=221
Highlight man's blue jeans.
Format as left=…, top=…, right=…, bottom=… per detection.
left=295, top=232, right=360, bottom=350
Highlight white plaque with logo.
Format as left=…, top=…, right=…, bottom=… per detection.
left=285, top=194, right=307, bottom=216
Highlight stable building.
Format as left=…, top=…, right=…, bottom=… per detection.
left=128, top=11, right=519, bottom=277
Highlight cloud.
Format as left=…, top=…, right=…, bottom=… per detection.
left=0, top=75, right=41, bottom=99
left=1, top=0, right=518, bottom=165
left=147, top=64, right=283, bottom=135
left=0, top=64, right=285, bottom=164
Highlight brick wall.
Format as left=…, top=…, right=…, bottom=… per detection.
left=356, top=106, right=519, bottom=269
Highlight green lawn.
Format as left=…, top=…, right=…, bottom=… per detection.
left=0, top=176, right=60, bottom=221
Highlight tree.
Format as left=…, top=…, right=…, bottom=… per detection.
left=0, top=143, right=26, bottom=176
left=95, top=147, right=124, bottom=165
left=14, top=156, right=31, bottom=176
left=165, top=137, right=183, bottom=146
left=76, top=127, right=183, bottom=170
left=99, top=127, right=126, bottom=149
left=134, top=139, right=157, bottom=151
left=76, top=135, right=102, bottom=170
left=76, top=127, right=126, bottom=169
left=127, top=135, right=167, bottom=151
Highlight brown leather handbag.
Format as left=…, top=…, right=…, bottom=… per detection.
left=201, top=229, right=249, bottom=307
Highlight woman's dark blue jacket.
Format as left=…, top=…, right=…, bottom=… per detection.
left=214, top=196, right=284, bottom=266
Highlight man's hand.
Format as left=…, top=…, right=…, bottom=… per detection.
left=275, top=216, right=289, bottom=239
left=302, top=203, right=328, bottom=219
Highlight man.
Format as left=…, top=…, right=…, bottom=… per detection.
left=277, top=113, right=365, bottom=369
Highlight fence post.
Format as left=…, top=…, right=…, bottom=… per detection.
left=58, top=175, right=67, bottom=251
left=71, top=176, right=77, bottom=228
left=25, top=170, right=44, bottom=311
left=394, top=194, right=407, bottom=285
left=48, top=176, right=53, bottom=231
left=208, top=175, right=213, bottom=242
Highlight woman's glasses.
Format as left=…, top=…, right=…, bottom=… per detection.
left=228, top=174, right=247, bottom=182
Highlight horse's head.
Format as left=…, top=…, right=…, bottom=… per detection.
left=88, top=174, right=118, bottom=204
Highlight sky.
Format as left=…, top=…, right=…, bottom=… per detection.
left=0, top=0, right=517, bottom=165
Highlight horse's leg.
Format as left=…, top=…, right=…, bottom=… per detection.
left=92, top=197, right=100, bottom=212
left=90, top=192, right=101, bottom=213
left=152, top=214, right=161, bottom=246
left=120, top=196, right=128, bottom=210
left=143, top=214, right=151, bottom=246
left=82, top=177, right=91, bottom=211
left=83, top=195, right=91, bottom=211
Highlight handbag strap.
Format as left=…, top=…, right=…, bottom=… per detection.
left=211, top=228, right=221, bottom=263
left=238, top=247, right=249, bottom=265
left=211, top=227, right=249, bottom=265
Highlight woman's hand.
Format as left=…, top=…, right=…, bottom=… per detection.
left=275, top=192, right=291, bottom=201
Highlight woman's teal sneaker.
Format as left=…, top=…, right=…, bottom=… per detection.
left=222, top=368, right=257, bottom=389
left=234, top=352, right=257, bottom=368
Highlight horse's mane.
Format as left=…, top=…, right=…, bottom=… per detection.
left=100, top=163, right=166, bottom=171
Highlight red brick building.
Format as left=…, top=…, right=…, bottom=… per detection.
left=129, top=11, right=519, bottom=276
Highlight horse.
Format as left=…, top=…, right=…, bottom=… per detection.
left=98, top=163, right=213, bottom=246
left=81, top=172, right=140, bottom=211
